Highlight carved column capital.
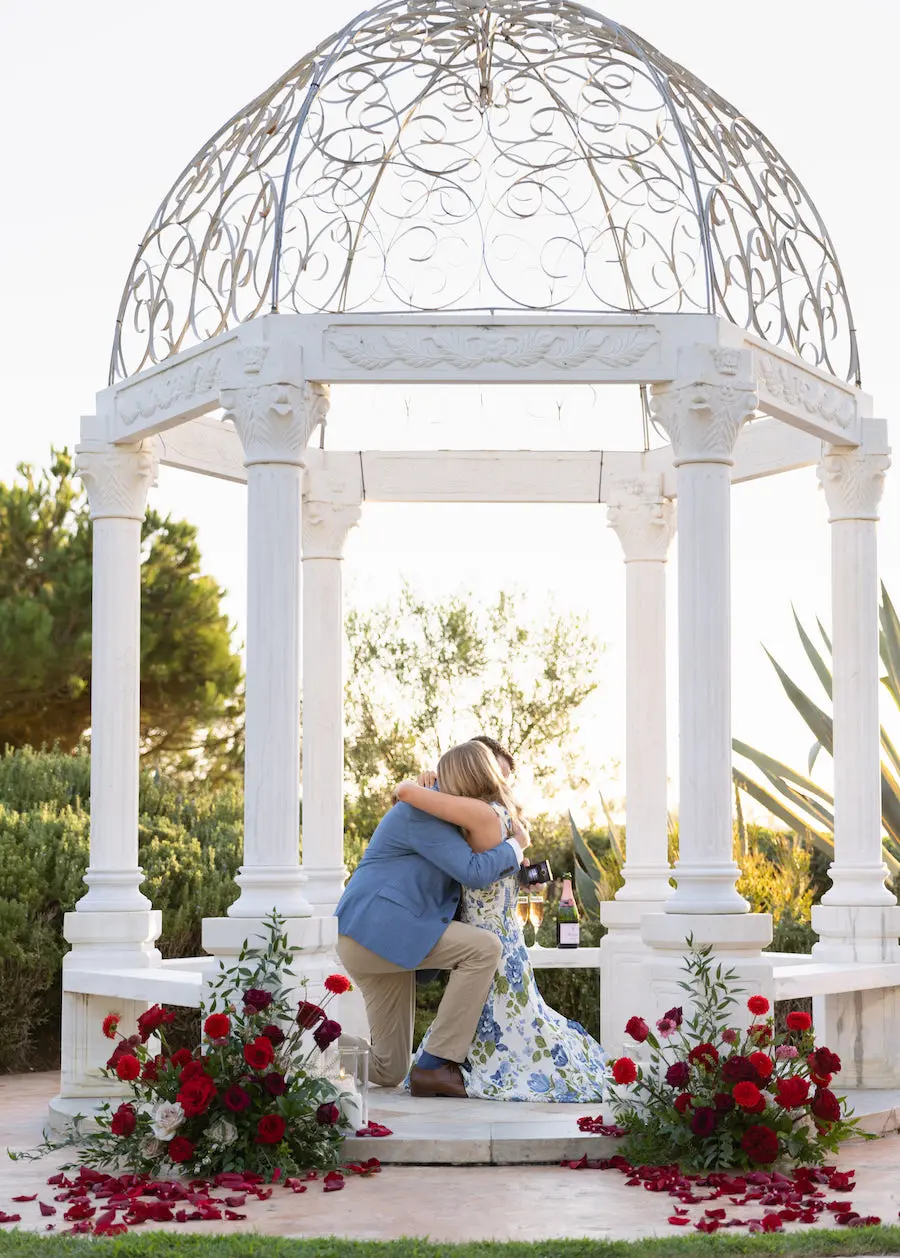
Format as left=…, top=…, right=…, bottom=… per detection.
left=818, top=446, right=890, bottom=522
left=302, top=498, right=362, bottom=560
left=222, top=382, right=329, bottom=466
left=606, top=475, right=676, bottom=563
left=75, top=443, right=158, bottom=521
left=650, top=346, right=757, bottom=466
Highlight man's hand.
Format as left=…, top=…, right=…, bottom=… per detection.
left=391, top=780, right=417, bottom=805
left=417, top=770, right=437, bottom=789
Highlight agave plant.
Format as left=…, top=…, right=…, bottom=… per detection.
left=733, top=584, right=900, bottom=877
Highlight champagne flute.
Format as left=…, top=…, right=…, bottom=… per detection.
left=516, top=893, right=531, bottom=930
left=529, top=887, right=546, bottom=947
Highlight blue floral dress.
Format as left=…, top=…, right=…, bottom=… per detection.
left=412, top=805, right=608, bottom=1102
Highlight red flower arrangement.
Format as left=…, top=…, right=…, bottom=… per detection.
left=52, top=914, right=357, bottom=1181
left=607, top=941, right=862, bottom=1171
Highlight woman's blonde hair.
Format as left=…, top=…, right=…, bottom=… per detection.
left=436, top=740, right=523, bottom=826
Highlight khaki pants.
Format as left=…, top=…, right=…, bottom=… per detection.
left=336, top=923, right=502, bottom=1087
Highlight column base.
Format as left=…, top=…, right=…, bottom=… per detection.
left=300, top=865, right=348, bottom=915
left=599, top=899, right=669, bottom=1059
left=611, top=867, right=674, bottom=905
left=819, top=866, right=896, bottom=908
left=812, top=904, right=900, bottom=963
left=664, top=864, right=750, bottom=915
left=76, top=869, right=153, bottom=914
left=227, top=866, right=313, bottom=918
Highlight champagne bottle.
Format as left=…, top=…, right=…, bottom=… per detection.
left=556, top=873, right=580, bottom=949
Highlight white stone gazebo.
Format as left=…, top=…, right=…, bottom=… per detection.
left=57, top=0, right=900, bottom=1127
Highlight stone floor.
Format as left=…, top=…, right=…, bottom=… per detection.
left=4, top=1072, right=900, bottom=1244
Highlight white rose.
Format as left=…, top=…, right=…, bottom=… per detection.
left=150, top=1101, right=185, bottom=1140
left=206, top=1118, right=238, bottom=1147
left=139, top=1135, right=163, bottom=1159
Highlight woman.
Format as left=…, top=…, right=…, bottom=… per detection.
left=392, top=741, right=607, bottom=1102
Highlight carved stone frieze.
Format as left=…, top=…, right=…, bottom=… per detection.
left=818, top=446, right=891, bottom=522
left=650, top=347, right=757, bottom=465
left=606, top=475, right=676, bottom=562
left=755, top=351, right=856, bottom=430
left=76, top=444, right=158, bottom=521
left=117, top=348, right=228, bottom=428
left=302, top=500, right=362, bottom=560
left=325, top=324, right=659, bottom=372
left=223, top=383, right=329, bottom=466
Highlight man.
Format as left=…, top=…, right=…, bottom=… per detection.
left=417, top=735, right=515, bottom=788
left=335, top=739, right=527, bottom=1099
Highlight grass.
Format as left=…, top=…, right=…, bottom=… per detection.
left=2, top=1231, right=900, bottom=1257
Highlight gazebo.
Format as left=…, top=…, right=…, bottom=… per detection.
left=57, top=0, right=899, bottom=1122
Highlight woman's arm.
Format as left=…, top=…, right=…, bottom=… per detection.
left=392, top=782, right=505, bottom=851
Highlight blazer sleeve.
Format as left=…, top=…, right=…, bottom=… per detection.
left=407, top=808, right=520, bottom=888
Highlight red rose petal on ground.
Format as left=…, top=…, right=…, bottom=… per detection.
left=695, top=1219, right=719, bottom=1233
left=705, top=1208, right=726, bottom=1219
left=12, top=1195, right=37, bottom=1202
left=224, top=1195, right=246, bottom=1207
left=668, top=1217, right=689, bottom=1226
left=39, top=1202, right=56, bottom=1217
left=0, top=1213, right=22, bottom=1224
left=323, top=1172, right=345, bottom=1193
left=225, top=1211, right=247, bottom=1221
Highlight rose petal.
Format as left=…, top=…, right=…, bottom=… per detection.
left=668, top=1217, right=690, bottom=1226
left=225, top=1211, right=247, bottom=1221
left=39, top=1202, right=56, bottom=1217
left=11, top=1195, right=37, bottom=1202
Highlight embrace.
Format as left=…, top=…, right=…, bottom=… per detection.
left=335, top=737, right=608, bottom=1102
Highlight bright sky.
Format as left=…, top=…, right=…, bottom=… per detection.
left=1, top=0, right=897, bottom=817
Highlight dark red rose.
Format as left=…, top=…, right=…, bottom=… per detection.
left=666, top=1061, right=690, bottom=1088
left=136, top=1004, right=176, bottom=1042
left=106, top=1034, right=141, bottom=1069
left=313, top=1019, right=342, bottom=1051
left=110, top=1103, right=137, bottom=1137
left=808, top=1047, right=842, bottom=1076
left=747, top=995, right=770, bottom=1016
left=263, top=1071, right=286, bottom=1096
left=775, top=1076, right=810, bottom=1108
left=733, top=1081, right=763, bottom=1109
left=688, top=1042, right=719, bottom=1070
left=141, top=1058, right=159, bottom=1083
left=748, top=1051, right=773, bottom=1080
left=690, top=1106, right=718, bottom=1138
left=324, top=974, right=352, bottom=995
left=809, top=1071, right=833, bottom=1088
left=297, top=1001, right=326, bottom=1029
left=611, top=1057, right=638, bottom=1085
left=261, top=1023, right=285, bottom=1047
left=714, top=1092, right=735, bottom=1113
left=243, top=1036, right=275, bottom=1071
left=204, top=1013, right=231, bottom=1039
left=810, top=1087, right=841, bottom=1123
left=179, top=1059, right=209, bottom=1084
left=256, top=1114, right=286, bottom=1145
left=663, top=1006, right=683, bottom=1027
left=316, top=1101, right=341, bottom=1125
left=115, top=1054, right=140, bottom=1082
left=673, top=1093, right=693, bottom=1115
left=625, top=1016, right=650, bottom=1043
left=170, top=1048, right=193, bottom=1069
left=177, top=1075, right=218, bottom=1118
left=243, top=988, right=273, bottom=1013
left=223, top=1085, right=252, bottom=1113
left=786, top=1011, right=812, bottom=1032
left=722, top=1055, right=757, bottom=1083
left=168, top=1137, right=194, bottom=1164
left=741, top=1124, right=779, bottom=1165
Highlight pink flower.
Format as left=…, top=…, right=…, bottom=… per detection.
left=721, top=1028, right=738, bottom=1045
left=776, top=1044, right=798, bottom=1061
left=656, top=1017, right=676, bottom=1038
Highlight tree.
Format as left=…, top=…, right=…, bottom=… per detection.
left=343, top=586, right=602, bottom=819
left=0, top=450, right=243, bottom=778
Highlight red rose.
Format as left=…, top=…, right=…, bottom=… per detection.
left=747, top=995, right=770, bottom=1016
left=256, top=1114, right=286, bottom=1145
left=264, top=1071, right=287, bottom=1096
left=261, top=1023, right=286, bottom=1046
left=137, top=1004, right=175, bottom=1042
left=748, top=1052, right=773, bottom=1080
left=244, top=1036, right=275, bottom=1071
left=810, top=1087, right=841, bottom=1123
left=611, top=1057, right=638, bottom=1085
left=673, top=1093, right=693, bottom=1115
left=106, top=1034, right=140, bottom=1069
left=223, top=1085, right=252, bottom=1113
left=297, top=1001, right=326, bottom=1029
left=786, top=1011, right=812, bottom=1032
left=688, top=1042, right=719, bottom=1070
left=808, top=1047, right=841, bottom=1076
left=324, top=974, right=353, bottom=995
left=177, top=1075, right=217, bottom=1118
left=741, top=1124, right=779, bottom=1165
left=722, top=1055, right=756, bottom=1083
left=665, top=1061, right=690, bottom=1088
left=243, top=988, right=273, bottom=1012
left=775, top=1076, right=810, bottom=1108
left=141, top=1059, right=159, bottom=1083
left=316, top=1101, right=341, bottom=1125
left=624, top=1016, right=650, bottom=1043
left=102, top=1013, right=121, bottom=1041
left=810, top=1071, right=833, bottom=1088
left=732, top=1081, right=763, bottom=1109
left=115, top=1054, right=140, bottom=1082
left=168, top=1137, right=194, bottom=1164
left=110, top=1103, right=137, bottom=1137
left=179, top=1059, right=209, bottom=1083
left=690, top=1106, right=718, bottom=1138
left=204, top=1013, right=231, bottom=1039
left=168, top=1048, right=192, bottom=1071
left=714, top=1092, right=735, bottom=1113
left=314, top=1019, right=342, bottom=1051
left=663, top=1006, right=683, bottom=1027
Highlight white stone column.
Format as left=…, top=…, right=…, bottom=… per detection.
left=600, top=475, right=675, bottom=1056
left=301, top=483, right=361, bottom=913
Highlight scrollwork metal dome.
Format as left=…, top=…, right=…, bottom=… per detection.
left=111, top=0, right=858, bottom=384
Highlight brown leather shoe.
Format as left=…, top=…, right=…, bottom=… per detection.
left=408, top=1062, right=468, bottom=1099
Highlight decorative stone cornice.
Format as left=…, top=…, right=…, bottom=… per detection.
left=222, top=382, right=329, bottom=466
left=302, top=499, right=362, bottom=560
left=650, top=346, right=757, bottom=466
left=606, top=475, right=676, bottom=563
left=75, top=443, right=158, bottom=521
left=818, top=446, right=891, bottom=522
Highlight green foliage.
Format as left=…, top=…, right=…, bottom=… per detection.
left=0, top=450, right=244, bottom=780
left=736, top=829, right=816, bottom=954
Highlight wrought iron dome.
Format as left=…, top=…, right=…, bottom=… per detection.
left=111, top=0, right=859, bottom=385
